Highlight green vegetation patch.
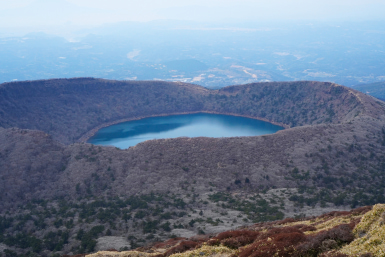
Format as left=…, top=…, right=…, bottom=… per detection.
left=208, top=192, right=284, bottom=222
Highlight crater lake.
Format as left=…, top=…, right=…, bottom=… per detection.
left=88, top=113, right=284, bottom=149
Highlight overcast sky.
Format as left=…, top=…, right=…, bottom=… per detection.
left=0, top=0, right=384, bottom=28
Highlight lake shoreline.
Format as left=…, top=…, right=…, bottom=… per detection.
left=78, top=111, right=290, bottom=143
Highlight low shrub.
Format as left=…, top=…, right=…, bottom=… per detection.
left=291, top=224, right=317, bottom=232
left=295, top=223, right=355, bottom=256
left=214, top=230, right=260, bottom=241
left=238, top=227, right=306, bottom=257
left=207, top=230, right=260, bottom=249
left=319, top=252, right=350, bottom=257
left=154, top=240, right=200, bottom=257
left=351, top=206, right=372, bottom=216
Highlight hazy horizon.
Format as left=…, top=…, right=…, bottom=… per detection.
left=0, top=0, right=384, bottom=93
left=0, top=0, right=384, bottom=31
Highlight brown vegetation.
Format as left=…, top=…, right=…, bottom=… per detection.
left=0, top=79, right=384, bottom=256
left=153, top=241, right=200, bottom=257
left=207, top=230, right=260, bottom=249
left=0, top=78, right=378, bottom=144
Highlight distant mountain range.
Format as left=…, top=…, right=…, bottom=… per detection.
left=353, top=81, right=385, bottom=101
left=1, top=21, right=385, bottom=88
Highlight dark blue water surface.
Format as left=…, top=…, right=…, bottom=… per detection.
left=88, top=113, right=284, bottom=149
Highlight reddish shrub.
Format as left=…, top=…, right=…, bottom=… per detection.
left=238, top=240, right=276, bottom=257
left=106, top=248, right=118, bottom=252
left=154, top=240, right=200, bottom=257
left=358, top=254, right=373, bottom=257
left=207, top=239, right=220, bottom=246
left=325, top=224, right=355, bottom=242
left=319, top=252, right=350, bottom=257
left=207, top=230, right=260, bottom=248
left=295, top=223, right=355, bottom=257
left=214, top=230, right=259, bottom=240
left=290, top=224, right=317, bottom=232
left=221, top=235, right=258, bottom=249
left=152, top=237, right=187, bottom=249
left=221, top=238, right=243, bottom=249
left=239, top=235, right=305, bottom=257
left=260, top=226, right=302, bottom=240
left=351, top=206, right=372, bottom=216
left=274, top=232, right=306, bottom=245
left=238, top=228, right=307, bottom=257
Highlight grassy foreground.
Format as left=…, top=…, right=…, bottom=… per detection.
left=82, top=204, right=385, bottom=257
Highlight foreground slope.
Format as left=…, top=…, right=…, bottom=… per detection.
left=0, top=79, right=385, bottom=256
left=86, top=204, right=385, bottom=257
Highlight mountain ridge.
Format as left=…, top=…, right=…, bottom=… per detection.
left=0, top=78, right=381, bottom=145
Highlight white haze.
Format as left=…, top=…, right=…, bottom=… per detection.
left=0, top=0, right=384, bottom=30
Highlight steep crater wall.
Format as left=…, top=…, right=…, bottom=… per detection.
left=0, top=78, right=375, bottom=144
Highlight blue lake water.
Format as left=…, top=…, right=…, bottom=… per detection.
left=88, top=113, right=284, bottom=149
